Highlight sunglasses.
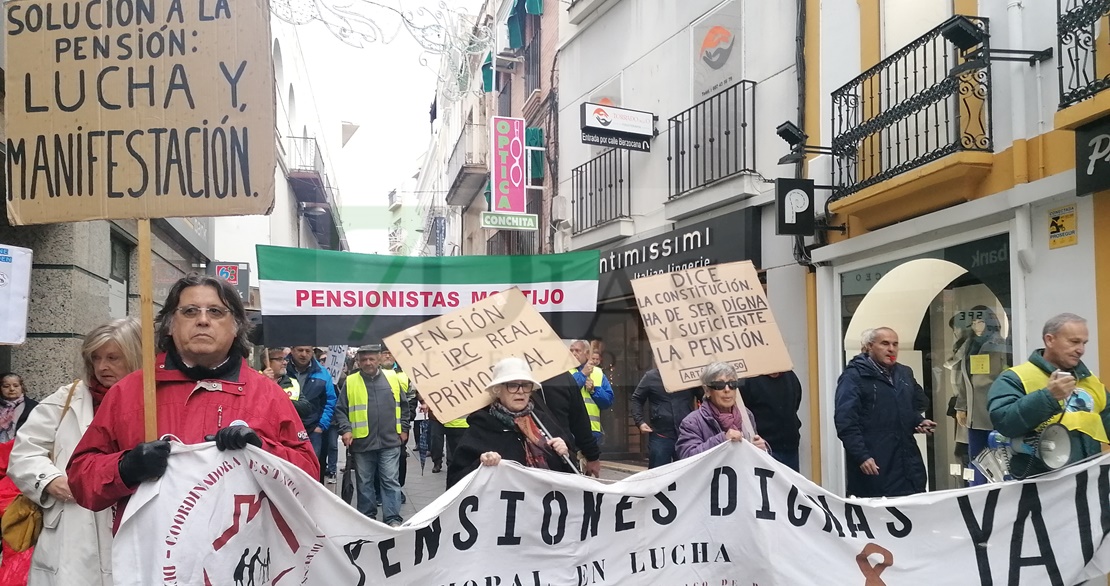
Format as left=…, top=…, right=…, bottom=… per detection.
left=706, top=380, right=740, bottom=391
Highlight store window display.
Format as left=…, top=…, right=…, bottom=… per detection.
left=840, top=234, right=1012, bottom=492
left=951, top=305, right=1010, bottom=485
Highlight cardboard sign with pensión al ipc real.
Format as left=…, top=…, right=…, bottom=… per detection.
left=5, top=0, right=276, bottom=225
left=384, top=288, right=578, bottom=422
left=631, top=260, right=793, bottom=392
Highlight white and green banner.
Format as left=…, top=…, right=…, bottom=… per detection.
left=257, top=246, right=599, bottom=346
left=114, top=441, right=1110, bottom=585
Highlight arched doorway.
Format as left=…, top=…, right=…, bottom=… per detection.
left=837, top=233, right=1013, bottom=492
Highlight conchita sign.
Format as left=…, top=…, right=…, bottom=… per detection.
left=4, top=0, right=276, bottom=225
left=489, top=116, right=526, bottom=214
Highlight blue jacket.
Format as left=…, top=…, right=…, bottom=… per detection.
left=571, top=366, right=614, bottom=409
left=834, top=353, right=927, bottom=498
left=286, top=357, right=337, bottom=432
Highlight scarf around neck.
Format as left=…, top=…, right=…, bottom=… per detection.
left=88, top=379, right=111, bottom=412
left=707, top=400, right=743, bottom=433
left=490, top=401, right=551, bottom=470
left=169, top=347, right=238, bottom=381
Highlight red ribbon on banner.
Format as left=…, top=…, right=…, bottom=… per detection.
left=855, top=543, right=894, bottom=586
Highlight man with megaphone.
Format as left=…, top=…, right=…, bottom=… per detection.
left=987, top=313, right=1110, bottom=479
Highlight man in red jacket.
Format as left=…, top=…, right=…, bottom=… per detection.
left=67, top=274, right=318, bottom=532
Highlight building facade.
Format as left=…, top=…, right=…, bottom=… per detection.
left=809, top=0, right=1110, bottom=496
left=558, top=0, right=811, bottom=460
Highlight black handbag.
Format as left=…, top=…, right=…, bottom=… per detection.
left=341, top=449, right=356, bottom=504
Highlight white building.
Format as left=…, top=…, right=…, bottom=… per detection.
left=558, top=1, right=812, bottom=461
left=210, top=16, right=349, bottom=309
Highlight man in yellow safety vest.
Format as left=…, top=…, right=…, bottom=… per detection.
left=333, top=344, right=411, bottom=526
left=569, top=340, right=614, bottom=445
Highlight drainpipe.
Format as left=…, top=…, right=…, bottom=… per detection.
left=1007, top=0, right=1030, bottom=184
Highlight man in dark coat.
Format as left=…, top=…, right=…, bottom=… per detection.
left=740, top=371, right=803, bottom=471
left=533, top=371, right=602, bottom=476
left=834, top=327, right=935, bottom=497
left=631, top=368, right=702, bottom=468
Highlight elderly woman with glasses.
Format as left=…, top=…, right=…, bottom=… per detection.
left=447, top=357, right=574, bottom=488
left=676, top=362, right=769, bottom=459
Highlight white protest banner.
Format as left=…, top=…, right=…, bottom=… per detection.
left=384, top=288, right=577, bottom=422
left=324, top=345, right=347, bottom=381
left=631, top=260, right=793, bottom=391
left=5, top=0, right=275, bottom=225
left=0, top=244, right=33, bottom=345
left=114, top=442, right=1110, bottom=585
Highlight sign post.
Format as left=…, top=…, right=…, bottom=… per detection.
left=6, top=0, right=276, bottom=440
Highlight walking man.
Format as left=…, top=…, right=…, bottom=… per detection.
left=631, top=368, right=702, bottom=468
left=286, top=346, right=337, bottom=481
left=334, top=344, right=411, bottom=526
left=569, top=340, right=614, bottom=445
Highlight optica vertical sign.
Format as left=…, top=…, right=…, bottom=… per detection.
left=489, top=116, right=526, bottom=214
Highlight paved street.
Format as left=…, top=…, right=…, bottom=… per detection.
left=328, top=439, right=639, bottom=521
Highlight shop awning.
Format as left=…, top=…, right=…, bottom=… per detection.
left=506, top=0, right=542, bottom=50
left=481, top=53, right=493, bottom=93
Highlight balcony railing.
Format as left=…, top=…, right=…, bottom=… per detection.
left=446, top=124, right=489, bottom=206
left=667, top=80, right=756, bottom=198
left=831, top=16, right=993, bottom=201
left=1058, top=0, right=1110, bottom=108
left=287, top=136, right=325, bottom=177
left=524, top=29, right=542, bottom=95
left=572, top=148, right=631, bottom=235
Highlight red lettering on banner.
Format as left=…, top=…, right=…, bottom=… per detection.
left=212, top=492, right=300, bottom=554
left=311, top=290, right=323, bottom=307
left=295, top=290, right=308, bottom=305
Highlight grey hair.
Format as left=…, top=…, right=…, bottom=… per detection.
left=82, top=317, right=142, bottom=385
left=700, top=362, right=738, bottom=386
left=569, top=339, right=591, bottom=351
left=1043, top=313, right=1087, bottom=337
left=861, top=327, right=896, bottom=349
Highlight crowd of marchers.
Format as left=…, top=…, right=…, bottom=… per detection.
left=0, top=272, right=1101, bottom=585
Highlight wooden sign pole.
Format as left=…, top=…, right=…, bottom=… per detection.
left=138, top=219, right=159, bottom=442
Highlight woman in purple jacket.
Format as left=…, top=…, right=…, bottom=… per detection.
left=676, top=362, right=770, bottom=458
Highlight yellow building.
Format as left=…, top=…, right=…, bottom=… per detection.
left=804, top=0, right=1110, bottom=497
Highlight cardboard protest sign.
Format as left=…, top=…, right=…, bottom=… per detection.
left=631, top=260, right=792, bottom=391
left=5, top=0, right=275, bottom=225
left=0, top=244, right=33, bottom=345
left=385, top=288, right=577, bottom=422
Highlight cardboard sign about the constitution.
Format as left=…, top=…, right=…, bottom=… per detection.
left=631, top=260, right=792, bottom=391
left=385, top=288, right=578, bottom=422
left=5, top=0, right=275, bottom=225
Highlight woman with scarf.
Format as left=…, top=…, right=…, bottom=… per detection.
left=676, top=362, right=769, bottom=459
left=447, top=357, right=574, bottom=488
left=8, top=317, right=141, bottom=586
left=0, top=374, right=38, bottom=443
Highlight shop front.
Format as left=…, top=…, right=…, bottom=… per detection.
left=815, top=184, right=1101, bottom=495
left=588, top=207, right=761, bottom=459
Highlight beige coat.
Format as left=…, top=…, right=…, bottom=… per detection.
left=9, top=381, right=113, bottom=586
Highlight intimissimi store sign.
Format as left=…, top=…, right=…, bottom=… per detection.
left=597, top=207, right=760, bottom=301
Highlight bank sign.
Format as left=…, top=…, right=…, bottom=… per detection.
left=1076, top=116, right=1110, bottom=196
left=580, top=102, right=654, bottom=152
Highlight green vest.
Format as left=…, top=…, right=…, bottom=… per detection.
left=1010, top=362, right=1108, bottom=443
left=346, top=370, right=402, bottom=438
left=572, top=367, right=604, bottom=433
left=444, top=416, right=469, bottom=429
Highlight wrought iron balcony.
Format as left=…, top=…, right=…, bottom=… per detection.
left=388, top=189, right=402, bottom=211
left=445, top=124, right=489, bottom=207
left=667, top=80, right=756, bottom=198
left=831, top=16, right=993, bottom=201
left=572, top=148, right=631, bottom=235
left=1058, top=0, right=1110, bottom=108
left=287, top=136, right=330, bottom=204
left=388, top=226, right=406, bottom=254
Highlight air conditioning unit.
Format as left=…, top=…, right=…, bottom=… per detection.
left=551, top=195, right=570, bottom=224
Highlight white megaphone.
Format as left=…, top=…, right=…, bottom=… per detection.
left=991, top=423, right=1072, bottom=470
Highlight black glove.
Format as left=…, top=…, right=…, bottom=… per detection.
left=214, top=425, right=263, bottom=451
left=118, top=440, right=171, bottom=486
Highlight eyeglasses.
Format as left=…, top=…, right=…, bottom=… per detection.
left=503, top=382, right=534, bottom=394
left=176, top=306, right=231, bottom=320
left=706, top=380, right=740, bottom=391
